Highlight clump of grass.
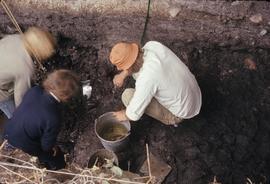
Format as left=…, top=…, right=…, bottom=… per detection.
left=0, top=143, right=153, bottom=184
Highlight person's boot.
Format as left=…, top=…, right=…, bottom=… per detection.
left=0, top=113, right=6, bottom=144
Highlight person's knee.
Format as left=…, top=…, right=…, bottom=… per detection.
left=121, top=88, right=135, bottom=107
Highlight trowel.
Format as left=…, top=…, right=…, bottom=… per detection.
left=81, top=80, right=92, bottom=99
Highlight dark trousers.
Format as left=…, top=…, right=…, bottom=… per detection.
left=37, top=149, right=66, bottom=170
left=5, top=140, right=66, bottom=170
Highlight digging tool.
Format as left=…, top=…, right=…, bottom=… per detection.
left=81, top=80, right=92, bottom=99
left=141, top=0, right=151, bottom=45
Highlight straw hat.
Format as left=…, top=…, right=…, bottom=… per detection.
left=23, top=27, right=56, bottom=61
left=109, top=42, right=139, bottom=70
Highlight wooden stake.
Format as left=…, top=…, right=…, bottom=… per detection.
left=146, top=144, right=152, bottom=183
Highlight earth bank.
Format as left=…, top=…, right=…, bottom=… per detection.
left=0, top=1, right=270, bottom=183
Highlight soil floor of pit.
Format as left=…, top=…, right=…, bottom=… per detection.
left=0, top=4, right=270, bottom=184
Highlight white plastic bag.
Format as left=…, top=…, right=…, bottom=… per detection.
left=82, top=80, right=92, bottom=99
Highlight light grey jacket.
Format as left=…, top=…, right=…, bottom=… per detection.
left=0, top=34, right=34, bottom=106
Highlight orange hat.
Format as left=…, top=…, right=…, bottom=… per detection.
left=109, top=42, right=139, bottom=70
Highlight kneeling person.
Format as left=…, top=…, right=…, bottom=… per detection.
left=110, top=41, right=202, bottom=126
left=0, top=27, right=56, bottom=119
left=4, top=69, right=79, bottom=170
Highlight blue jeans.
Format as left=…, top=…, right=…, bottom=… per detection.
left=0, top=99, right=15, bottom=142
left=0, top=99, right=15, bottom=119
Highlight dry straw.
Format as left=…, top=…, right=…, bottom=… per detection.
left=0, top=144, right=153, bottom=184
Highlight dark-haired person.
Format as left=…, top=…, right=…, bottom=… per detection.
left=4, top=69, right=79, bottom=170
left=0, top=27, right=56, bottom=119
left=110, top=41, right=201, bottom=126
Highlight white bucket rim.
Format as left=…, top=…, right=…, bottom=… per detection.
left=94, top=113, right=131, bottom=143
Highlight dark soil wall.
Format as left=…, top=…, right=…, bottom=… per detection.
left=1, top=1, right=270, bottom=184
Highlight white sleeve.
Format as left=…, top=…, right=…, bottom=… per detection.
left=14, top=75, right=31, bottom=107
left=126, top=78, right=157, bottom=121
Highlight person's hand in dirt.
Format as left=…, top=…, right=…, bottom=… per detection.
left=113, top=70, right=130, bottom=88
left=52, top=145, right=61, bottom=156
left=112, top=110, right=129, bottom=122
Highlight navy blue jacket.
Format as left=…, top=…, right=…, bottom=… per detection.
left=4, top=86, right=61, bottom=155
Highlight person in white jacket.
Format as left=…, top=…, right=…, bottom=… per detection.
left=0, top=27, right=56, bottom=119
left=110, top=41, right=202, bottom=126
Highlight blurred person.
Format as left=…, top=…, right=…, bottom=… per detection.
left=0, top=27, right=56, bottom=119
left=3, top=69, right=79, bottom=170
left=109, top=41, right=201, bottom=126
